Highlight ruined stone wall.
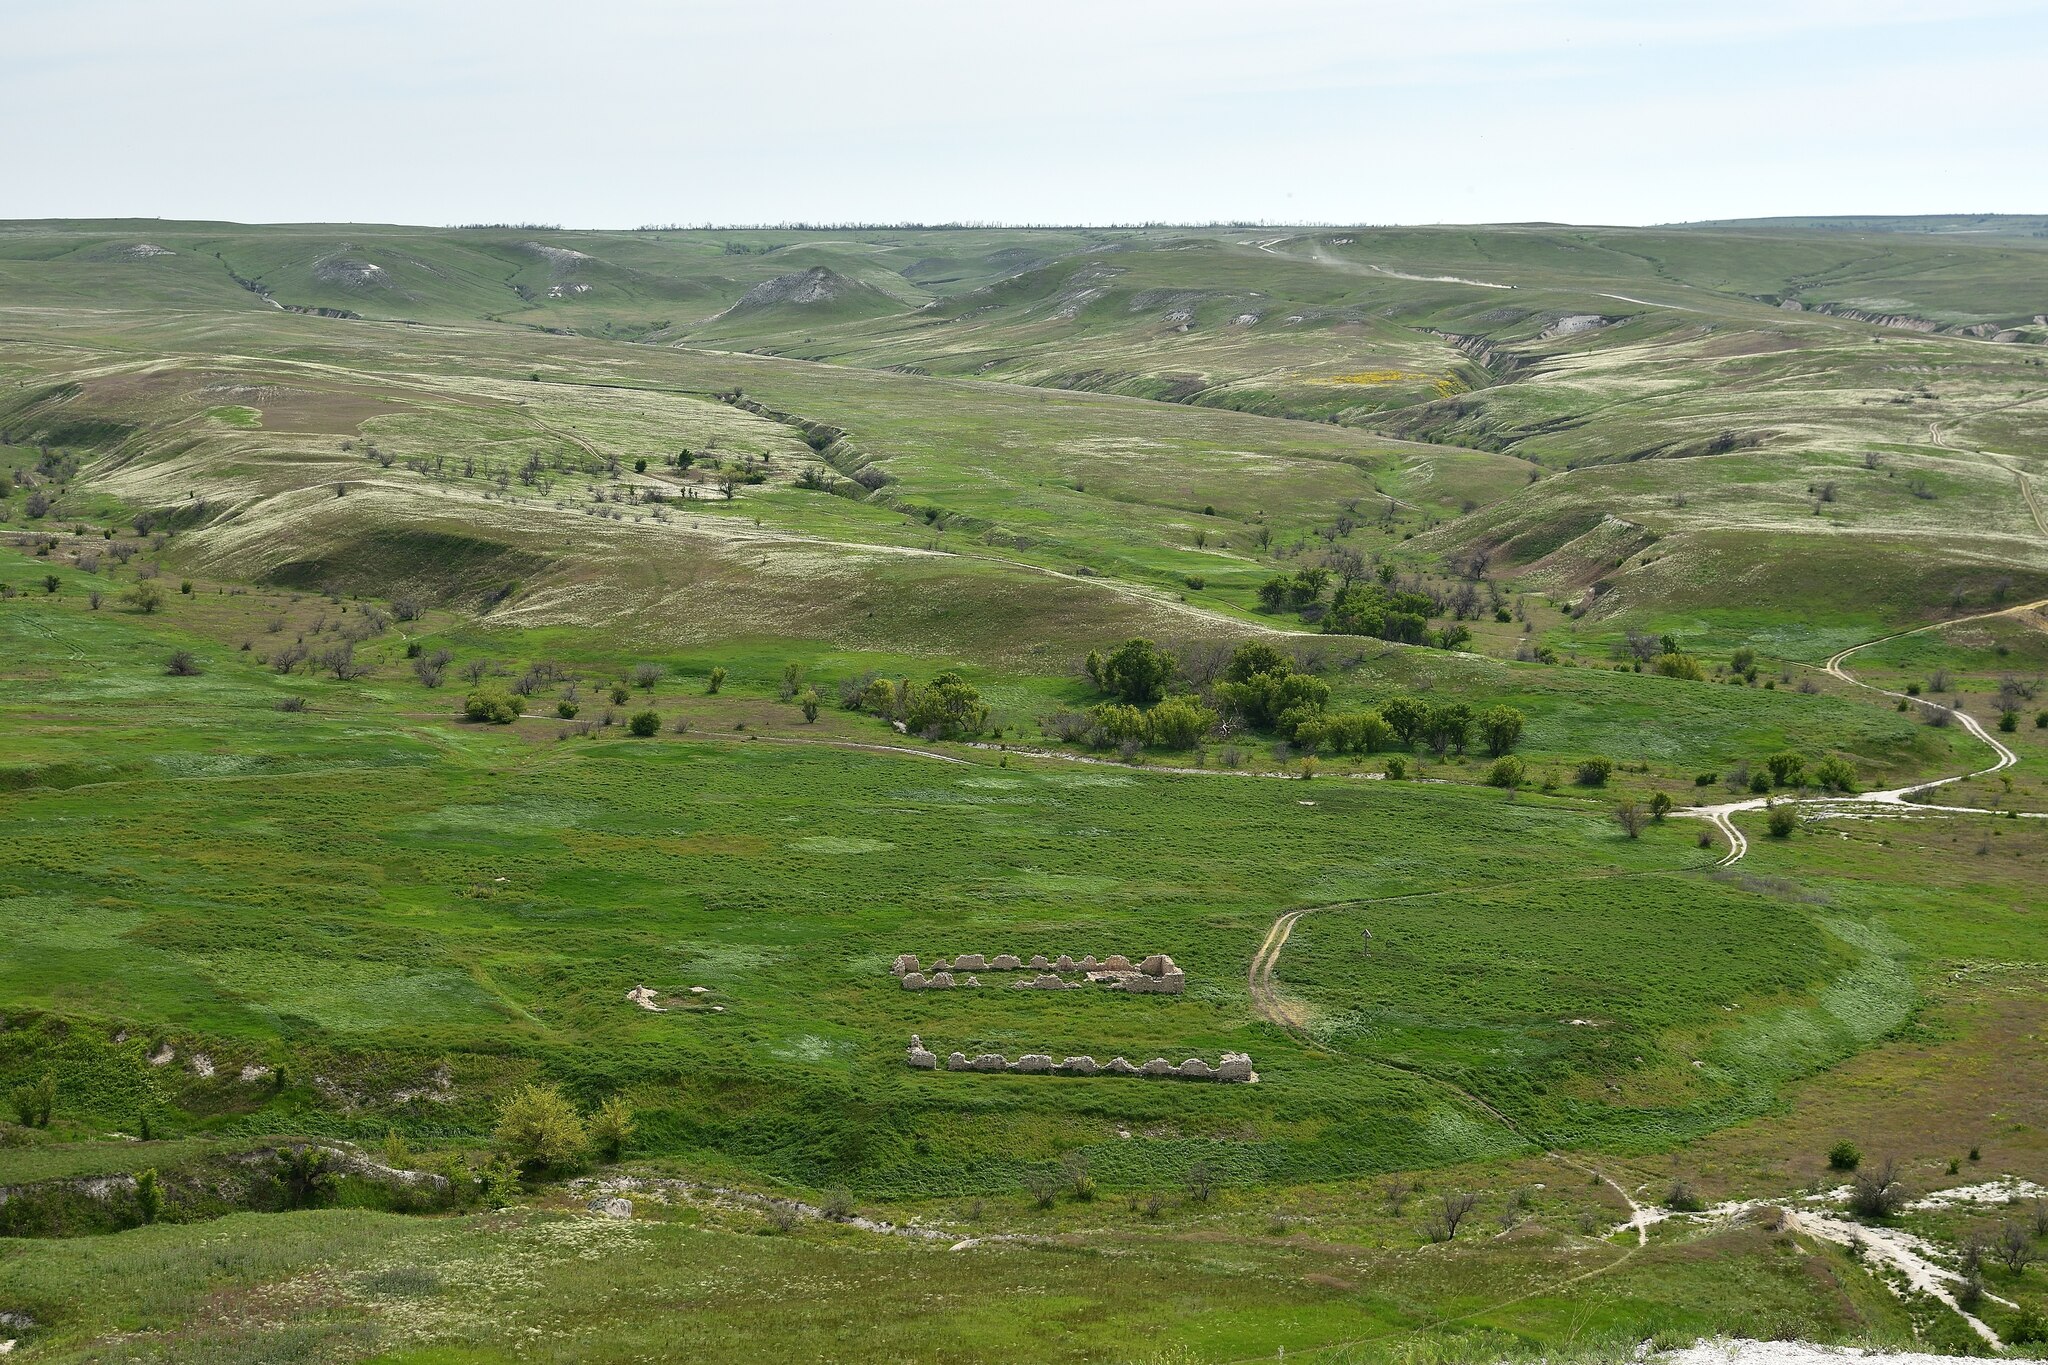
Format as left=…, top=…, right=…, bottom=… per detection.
left=905, top=1037, right=1253, bottom=1083
left=896, top=952, right=1183, bottom=994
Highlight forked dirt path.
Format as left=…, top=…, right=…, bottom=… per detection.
left=1685, top=596, right=2048, bottom=861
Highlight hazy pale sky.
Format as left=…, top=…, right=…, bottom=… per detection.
left=5, top=0, right=2042, bottom=227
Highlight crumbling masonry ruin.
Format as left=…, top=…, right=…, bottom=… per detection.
left=892, top=952, right=1184, bottom=994
left=905, top=1036, right=1253, bottom=1082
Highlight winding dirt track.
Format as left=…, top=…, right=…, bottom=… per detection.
left=1686, top=596, right=2048, bottom=861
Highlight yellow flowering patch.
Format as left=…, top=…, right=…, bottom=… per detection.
left=1320, top=370, right=1427, bottom=385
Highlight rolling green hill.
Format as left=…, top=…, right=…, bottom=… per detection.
left=2, top=218, right=2047, bottom=1363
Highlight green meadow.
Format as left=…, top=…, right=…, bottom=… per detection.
left=0, top=218, right=2044, bottom=1361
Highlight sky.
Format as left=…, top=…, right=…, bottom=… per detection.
left=4, top=0, right=2043, bottom=228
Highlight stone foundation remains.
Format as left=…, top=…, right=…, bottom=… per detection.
left=894, top=952, right=1184, bottom=994
left=905, top=1036, right=1252, bottom=1082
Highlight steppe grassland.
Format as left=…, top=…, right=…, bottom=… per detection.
left=2, top=218, right=2047, bottom=1362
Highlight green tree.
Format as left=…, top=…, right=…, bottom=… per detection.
left=1654, top=652, right=1705, bottom=681
left=1087, top=702, right=1149, bottom=747
left=1421, top=701, right=1473, bottom=757
left=1215, top=669, right=1329, bottom=733
left=1477, top=706, right=1526, bottom=758
left=1223, top=641, right=1292, bottom=684
left=589, top=1095, right=636, bottom=1162
left=1765, top=751, right=1807, bottom=787
left=463, top=684, right=523, bottom=724
left=1085, top=638, right=1177, bottom=705
left=902, top=671, right=991, bottom=739
left=1485, top=755, right=1527, bottom=790
left=1379, top=695, right=1428, bottom=748
left=1767, top=805, right=1798, bottom=838
left=799, top=686, right=821, bottom=723
left=857, top=676, right=898, bottom=717
left=135, top=1167, right=163, bottom=1224
left=706, top=666, right=727, bottom=695
left=1144, top=696, right=1216, bottom=749
left=627, top=709, right=661, bottom=737
left=493, top=1084, right=587, bottom=1174
left=1575, top=756, right=1614, bottom=787
left=1812, top=757, right=1857, bottom=793
left=277, top=1146, right=332, bottom=1209
left=1649, top=791, right=1674, bottom=821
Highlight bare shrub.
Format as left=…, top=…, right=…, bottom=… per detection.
left=1422, top=1191, right=1480, bottom=1242
left=1846, top=1158, right=1906, bottom=1219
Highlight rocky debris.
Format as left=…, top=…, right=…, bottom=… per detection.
left=891, top=953, right=921, bottom=977
left=1014, top=973, right=1075, bottom=990
left=899, top=972, right=928, bottom=990
left=147, top=1044, right=174, bottom=1067
left=1026, top=954, right=1050, bottom=970
left=627, top=985, right=666, bottom=1011
left=1102, top=954, right=1134, bottom=972
left=1055, top=954, right=1078, bottom=972
left=724, top=266, right=870, bottom=314
left=1120, top=954, right=1185, bottom=994
left=189, top=1054, right=215, bottom=1078
left=913, top=1040, right=1253, bottom=1082
left=953, top=954, right=988, bottom=971
left=239, top=1064, right=272, bottom=1083
left=588, top=1195, right=634, bottom=1219
left=991, top=954, right=1023, bottom=970
left=1541, top=313, right=1607, bottom=339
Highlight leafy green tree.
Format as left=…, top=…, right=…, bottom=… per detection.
left=1767, top=805, right=1798, bottom=838
left=1216, top=669, right=1329, bottom=734
left=706, top=666, right=727, bottom=695
left=1223, top=641, right=1292, bottom=684
left=902, top=671, right=990, bottom=740
left=1477, top=705, right=1526, bottom=757
left=1144, top=696, right=1216, bottom=749
left=1827, top=1140, right=1862, bottom=1171
left=1812, top=757, right=1857, bottom=793
left=1649, top=791, right=1674, bottom=821
left=135, top=1167, right=163, bottom=1224
left=1485, top=755, right=1528, bottom=790
left=1575, top=756, right=1614, bottom=787
left=277, top=1146, right=331, bottom=1209
left=1766, top=751, right=1807, bottom=788
left=589, top=1095, right=636, bottom=1162
left=627, top=709, right=661, bottom=737
left=1087, top=702, right=1148, bottom=747
left=493, top=1084, right=587, bottom=1174
left=1654, top=652, right=1705, bottom=680
left=1422, top=702, right=1473, bottom=756
left=799, top=686, right=821, bottom=723
left=126, top=580, right=166, bottom=613
left=1085, top=638, right=1177, bottom=705
left=858, top=676, right=898, bottom=717
left=464, top=684, right=523, bottom=724
left=1379, top=696, right=1428, bottom=748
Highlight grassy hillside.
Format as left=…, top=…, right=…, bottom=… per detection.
left=1, top=219, right=2046, bottom=1361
